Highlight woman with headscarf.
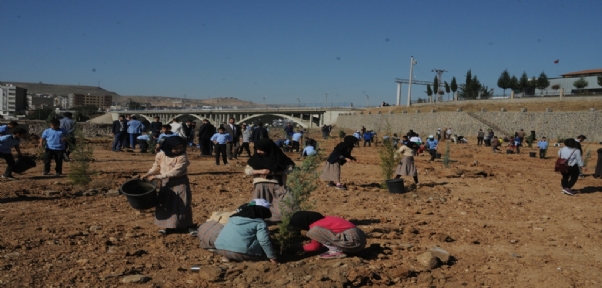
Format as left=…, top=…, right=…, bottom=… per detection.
left=246, top=139, right=295, bottom=222
left=558, top=138, right=585, bottom=196
left=143, top=136, right=194, bottom=235
left=214, top=199, right=279, bottom=264
left=289, top=211, right=366, bottom=259
left=320, top=135, right=358, bottom=190
left=394, top=135, right=419, bottom=185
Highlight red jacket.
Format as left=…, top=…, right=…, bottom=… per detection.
left=303, top=216, right=356, bottom=252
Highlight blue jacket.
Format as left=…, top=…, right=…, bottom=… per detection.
left=127, top=119, right=145, bottom=134
left=426, top=139, right=438, bottom=150
left=214, top=216, right=276, bottom=259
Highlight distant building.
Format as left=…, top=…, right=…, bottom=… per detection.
left=544, top=69, right=602, bottom=95
left=68, top=93, right=112, bottom=109
left=27, top=95, right=55, bottom=110
left=0, top=84, right=27, bottom=117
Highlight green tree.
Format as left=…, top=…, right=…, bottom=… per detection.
left=536, top=72, right=550, bottom=96
left=597, top=75, right=602, bottom=87
left=444, top=81, right=451, bottom=100
left=573, top=77, right=589, bottom=94
left=519, top=72, right=529, bottom=96
left=450, top=77, right=458, bottom=99
left=426, top=84, right=433, bottom=103
left=510, top=75, right=519, bottom=92
left=27, top=108, right=54, bottom=120
left=497, top=69, right=511, bottom=96
left=528, top=75, right=538, bottom=95
left=433, top=76, right=439, bottom=102
left=128, top=99, right=144, bottom=110
left=458, top=70, right=484, bottom=99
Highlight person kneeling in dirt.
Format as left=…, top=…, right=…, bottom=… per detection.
left=142, top=136, right=195, bottom=235
left=214, top=199, right=279, bottom=264
left=246, top=139, right=295, bottom=222
left=0, top=128, right=26, bottom=180
left=137, top=134, right=151, bottom=153
left=491, top=136, right=500, bottom=154
left=289, top=211, right=366, bottom=259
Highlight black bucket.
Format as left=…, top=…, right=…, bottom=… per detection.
left=120, top=179, right=158, bottom=210
left=506, top=149, right=514, bottom=154
left=385, top=179, right=405, bottom=193
left=436, top=153, right=442, bottom=159
left=12, top=156, right=37, bottom=174
left=529, top=152, right=536, bottom=158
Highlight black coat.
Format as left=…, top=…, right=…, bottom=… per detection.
left=251, top=127, right=269, bottom=142
left=112, top=120, right=127, bottom=134
left=198, top=123, right=216, bottom=140
left=182, top=124, right=194, bottom=138
left=149, top=121, right=162, bottom=134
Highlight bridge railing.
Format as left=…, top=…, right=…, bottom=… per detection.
left=109, top=102, right=356, bottom=112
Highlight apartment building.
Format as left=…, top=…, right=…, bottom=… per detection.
left=0, top=84, right=27, bottom=117
left=67, top=93, right=112, bottom=109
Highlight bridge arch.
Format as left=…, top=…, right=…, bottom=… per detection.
left=173, top=114, right=205, bottom=122
left=237, top=113, right=309, bottom=128
left=129, top=113, right=153, bottom=122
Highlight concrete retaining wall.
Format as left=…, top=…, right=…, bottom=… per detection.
left=335, top=111, right=602, bottom=142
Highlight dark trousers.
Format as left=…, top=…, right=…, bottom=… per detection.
left=44, top=148, right=64, bottom=174
left=200, top=138, right=212, bottom=155
left=227, top=140, right=239, bottom=159
left=112, top=132, right=127, bottom=150
left=129, top=133, right=141, bottom=149
left=292, top=141, right=300, bottom=152
left=484, top=138, right=491, bottom=146
left=561, top=165, right=580, bottom=189
left=215, top=144, right=227, bottom=164
left=477, top=137, right=484, bottom=146
left=428, top=149, right=437, bottom=161
left=515, top=144, right=521, bottom=154
left=364, top=140, right=371, bottom=147
left=138, top=140, right=149, bottom=153
left=539, top=148, right=547, bottom=159
left=237, top=142, right=251, bottom=157
left=1, top=152, right=15, bottom=177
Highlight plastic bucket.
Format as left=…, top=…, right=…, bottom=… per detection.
left=529, top=152, right=536, bottom=157
left=120, top=179, right=158, bottom=210
left=385, top=179, right=405, bottom=194
left=506, top=149, right=514, bottom=154
left=12, top=156, right=37, bottom=174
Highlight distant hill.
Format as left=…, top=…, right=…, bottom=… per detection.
left=0, top=81, right=120, bottom=97
left=0, top=81, right=258, bottom=107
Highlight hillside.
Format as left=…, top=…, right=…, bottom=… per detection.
left=0, top=81, right=119, bottom=97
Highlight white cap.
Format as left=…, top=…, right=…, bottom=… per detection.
left=428, top=135, right=434, bottom=139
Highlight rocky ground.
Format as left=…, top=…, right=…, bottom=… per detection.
left=1, top=131, right=602, bottom=287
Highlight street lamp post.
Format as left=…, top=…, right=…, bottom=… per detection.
left=325, top=93, right=328, bottom=108
left=262, top=96, right=266, bottom=109
left=297, top=98, right=300, bottom=107
left=365, top=95, right=369, bottom=107
left=407, top=56, right=417, bottom=107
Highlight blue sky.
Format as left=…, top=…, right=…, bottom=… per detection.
left=1, top=0, right=600, bottom=106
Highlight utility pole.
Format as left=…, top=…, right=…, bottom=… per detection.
left=325, top=93, right=328, bottom=108
left=365, top=95, right=369, bottom=107
left=407, top=56, right=417, bottom=106
left=432, top=69, right=447, bottom=102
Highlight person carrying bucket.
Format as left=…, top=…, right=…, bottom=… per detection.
left=0, top=128, right=26, bottom=180
left=142, top=136, right=195, bottom=235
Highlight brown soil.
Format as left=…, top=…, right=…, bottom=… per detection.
left=1, top=132, right=602, bottom=287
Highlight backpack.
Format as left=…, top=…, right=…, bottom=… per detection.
left=555, top=149, right=576, bottom=173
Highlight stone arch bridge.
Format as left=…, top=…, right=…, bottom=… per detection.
left=109, top=107, right=359, bottom=128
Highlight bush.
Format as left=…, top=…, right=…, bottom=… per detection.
left=277, top=153, right=321, bottom=253
left=443, top=141, right=451, bottom=168
left=68, top=126, right=94, bottom=185
left=377, top=120, right=396, bottom=187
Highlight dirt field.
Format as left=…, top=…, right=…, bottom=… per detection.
left=1, top=130, right=602, bottom=287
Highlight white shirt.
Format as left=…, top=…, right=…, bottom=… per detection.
left=170, top=122, right=184, bottom=137
left=558, top=147, right=583, bottom=167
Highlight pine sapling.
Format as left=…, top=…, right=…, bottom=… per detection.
left=68, top=125, right=94, bottom=185
left=443, top=141, right=451, bottom=168
left=277, top=153, right=321, bottom=253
